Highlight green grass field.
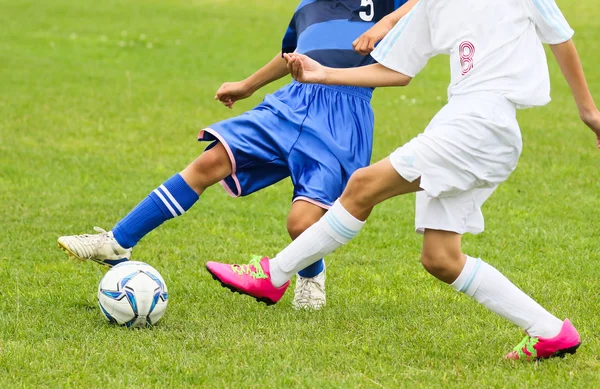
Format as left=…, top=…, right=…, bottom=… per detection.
left=1, top=0, right=600, bottom=387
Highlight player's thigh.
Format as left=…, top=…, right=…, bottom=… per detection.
left=287, top=200, right=327, bottom=239
left=341, top=158, right=422, bottom=214
left=180, top=142, right=232, bottom=192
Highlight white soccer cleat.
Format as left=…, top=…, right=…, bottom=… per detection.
left=292, top=270, right=326, bottom=310
left=57, top=227, right=132, bottom=267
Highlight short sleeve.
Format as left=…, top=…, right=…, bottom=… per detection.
left=371, top=1, right=434, bottom=78
left=282, top=24, right=297, bottom=54
left=524, top=0, right=574, bottom=44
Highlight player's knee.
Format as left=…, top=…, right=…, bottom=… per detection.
left=287, top=212, right=319, bottom=239
left=344, top=168, right=378, bottom=209
left=420, top=246, right=461, bottom=280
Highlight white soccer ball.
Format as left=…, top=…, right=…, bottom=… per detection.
left=97, top=261, right=168, bottom=328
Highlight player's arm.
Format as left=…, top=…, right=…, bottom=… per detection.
left=526, top=0, right=600, bottom=148
left=286, top=1, right=429, bottom=88
left=215, top=52, right=288, bottom=109
left=550, top=41, right=600, bottom=148
left=284, top=53, right=411, bottom=87
left=353, top=0, right=419, bottom=56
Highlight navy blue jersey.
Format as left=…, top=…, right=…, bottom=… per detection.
left=282, top=0, right=407, bottom=69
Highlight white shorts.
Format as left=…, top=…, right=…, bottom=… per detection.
left=390, top=93, right=522, bottom=235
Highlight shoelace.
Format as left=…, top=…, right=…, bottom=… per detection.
left=512, top=335, right=539, bottom=360
left=93, top=226, right=109, bottom=235
left=78, top=226, right=109, bottom=238
left=296, top=277, right=325, bottom=303
left=78, top=227, right=110, bottom=247
left=230, top=255, right=267, bottom=279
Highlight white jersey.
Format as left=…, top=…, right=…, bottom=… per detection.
left=371, top=0, right=574, bottom=108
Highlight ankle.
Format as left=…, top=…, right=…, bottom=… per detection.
left=269, top=259, right=291, bottom=288
left=111, top=227, right=134, bottom=249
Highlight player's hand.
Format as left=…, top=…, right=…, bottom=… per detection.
left=580, top=109, right=600, bottom=149
left=352, top=17, right=395, bottom=56
left=214, top=81, right=254, bottom=109
left=283, top=53, right=326, bottom=84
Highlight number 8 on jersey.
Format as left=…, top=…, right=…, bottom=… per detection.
left=459, top=41, right=475, bottom=75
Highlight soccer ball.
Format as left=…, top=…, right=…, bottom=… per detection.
left=97, top=261, right=169, bottom=328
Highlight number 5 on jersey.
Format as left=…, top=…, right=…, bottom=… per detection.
left=360, top=0, right=374, bottom=22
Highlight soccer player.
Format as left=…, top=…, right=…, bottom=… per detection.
left=57, top=0, right=417, bottom=310
left=205, top=0, right=600, bottom=359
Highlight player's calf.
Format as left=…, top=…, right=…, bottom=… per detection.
left=420, top=230, right=465, bottom=284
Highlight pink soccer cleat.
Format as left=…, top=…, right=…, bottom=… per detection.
left=506, top=319, right=581, bottom=361
left=206, top=256, right=289, bottom=305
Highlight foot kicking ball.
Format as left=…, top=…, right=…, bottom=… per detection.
left=97, top=261, right=168, bottom=328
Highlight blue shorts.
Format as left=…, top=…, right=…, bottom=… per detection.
left=198, top=81, right=374, bottom=208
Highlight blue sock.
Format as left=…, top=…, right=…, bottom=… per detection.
left=298, top=258, right=325, bottom=278
left=112, top=174, right=199, bottom=248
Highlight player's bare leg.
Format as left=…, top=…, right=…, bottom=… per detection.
left=58, top=143, right=232, bottom=266
left=287, top=201, right=327, bottom=309
left=420, top=230, right=465, bottom=283
left=338, top=158, right=422, bottom=220
left=180, top=142, right=232, bottom=195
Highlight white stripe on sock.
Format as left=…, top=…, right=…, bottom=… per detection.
left=451, top=256, right=483, bottom=296
left=159, top=185, right=185, bottom=215
left=153, top=189, right=178, bottom=217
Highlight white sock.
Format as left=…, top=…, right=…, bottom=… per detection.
left=451, top=256, right=563, bottom=338
left=270, top=200, right=365, bottom=287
